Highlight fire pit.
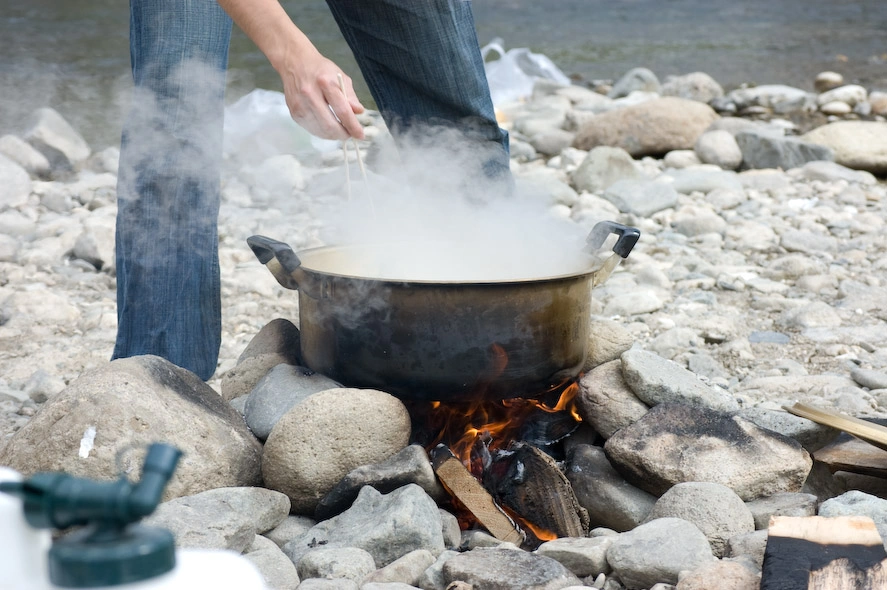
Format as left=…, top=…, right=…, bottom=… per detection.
left=247, top=220, right=639, bottom=402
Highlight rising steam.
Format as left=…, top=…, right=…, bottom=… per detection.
left=315, top=125, right=592, bottom=282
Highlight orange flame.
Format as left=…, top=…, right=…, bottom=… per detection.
left=423, top=382, right=581, bottom=471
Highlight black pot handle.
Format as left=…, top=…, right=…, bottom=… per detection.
left=247, top=235, right=304, bottom=290
left=586, top=221, right=641, bottom=258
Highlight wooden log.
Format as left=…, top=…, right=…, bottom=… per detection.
left=814, top=435, right=887, bottom=480
left=762, top=515, right=887, bottom=590
left=430, top=445, right=525, bottom=546
left=483, top=442, right=589, bottom=539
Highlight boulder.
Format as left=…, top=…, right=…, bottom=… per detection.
left=23, top=107, right=91, bottom=170
left=802, top=121, right=887, bottom=175
left=604, top=403, right=813, bottom=501
left=0, top=356, right=262, bottom=500
left=262, top=388, right=411, bottom=514
left=573, top=97, right=719, bottom=157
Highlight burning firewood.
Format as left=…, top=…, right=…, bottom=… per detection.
left=483, top=442, right=590, bottom=541
left=430, top=445, right=525, bottom=546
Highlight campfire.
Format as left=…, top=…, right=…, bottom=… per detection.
left=406, top=380, right=590, bottom=550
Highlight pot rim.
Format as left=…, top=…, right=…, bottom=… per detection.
left=292, top=242, right=602, bottom=285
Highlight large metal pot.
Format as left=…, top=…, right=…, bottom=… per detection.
left=247, top=221, right=639, bottom=401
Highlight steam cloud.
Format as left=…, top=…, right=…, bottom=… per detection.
left=315, top=125, right=593, bottom=282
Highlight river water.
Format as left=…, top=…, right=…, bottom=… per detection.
left=1, top=0, right=885, bottom=147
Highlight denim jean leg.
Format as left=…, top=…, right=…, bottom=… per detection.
left=324, top=0, right=511, bottom=187
left=113, top=0, right=232, bottom=380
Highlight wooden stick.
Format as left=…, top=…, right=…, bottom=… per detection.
left=430, top=445, right=525, bottom=545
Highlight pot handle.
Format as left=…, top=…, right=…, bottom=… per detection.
left=585, top=221, right=641, bottom=258
left=247, top=235, right=304, bottom=291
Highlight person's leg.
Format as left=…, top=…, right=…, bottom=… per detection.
left=113, top=0, right=232, bottom=380
left=324, top=0, right=511, bottom=186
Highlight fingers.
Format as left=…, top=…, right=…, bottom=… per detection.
left=283, top=69, right=366, bottom=141
left=323, top=80, right=365, bottom=140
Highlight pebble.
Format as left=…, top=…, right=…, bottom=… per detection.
left=1, top=63, right=887, bottom=589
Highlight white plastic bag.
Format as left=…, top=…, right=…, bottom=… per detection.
left=223, top=89, right=338, bottom=164
left=481, top=38, right=572, bottom=106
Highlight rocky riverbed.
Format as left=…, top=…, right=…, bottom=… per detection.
left=1, top=67, right=887, bottom=590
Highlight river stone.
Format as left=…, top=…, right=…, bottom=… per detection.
left=794, top=160, right=877, bottom=185
left=570, top=146, right=644, bottom=193
left=284, top=484, right=445, bottom=569
left=0, top=134, right=50, bottom=178
left=609, top=67, right=661, bottom=98
left=23, top=107, right=91, bottom=170
left=244, top=364, right=341, bottom=441
left=263, top=387, right=410, bottom=514
left=663, top=149, right=702, bottom=168
left=817, top=84, right=867, bottom=107
left=221, top=353, right=293, bottom=402
left=441, top=547, right=583, bottom=590
left=664, top=167, right=744, bottom=194
left=870, top=90, right=887, bottom=115
left=535, top=536, right=614, bottom=578
left=620, top=349, right=739, bottom=412
left=244, top=535, right=301, bottom=590
left=238, top=318, right=301, bottom=364
left=576, top=360, right=649, bottom=439
left=851, top=367, right=887, bottom=391
left=675, top=560, right=761, bottom=590
left=738, top=407, right=838, bottom=453
left=671, top=205, right=727, bottom=237
left=362, top=549, right=436, bottom=586
left=602, top=179, right=679, bottom=217
left=607, top=518, right=717, bottom=589
left=725, top=84, right=815, bottom=113
left=72, top=213, right=115, bottom=271
left=0, top=356, right=263, bottom=500
left=725, top=530, right=769, bottom=569
left=144, top=487, right=291, bottom=553
left=694, top=130, right=742, bottom=170
left=567, top=444, right=656, bottom=532
left=0, top=153, right=33, bottom=210
left=744, top=492, right=818, bottom=530
left=584, top=317, right=635, bottom=370
left=297, top=546, right=376, bottom=583
left=264, top=515, right=318, bottom=548
left=642, top=482, right=755, bottom=557
left=573, top=97, right=719, bottom=157
left=815, top=71, right=844, bottom=93
left=802, top=121, right=887, bottom=174
left=661, top=72, right=724, bottom=103
left=296, top=580, right=357, bottom=590
left=735, top=130, right=834, bottom=171
left=315, top=444, right=446, bottom=521
left=604, top=403, right=813, bottom=500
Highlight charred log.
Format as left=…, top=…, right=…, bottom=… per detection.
left=484, top=441, right=589, bottom=541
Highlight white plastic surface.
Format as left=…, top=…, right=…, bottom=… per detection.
left=56, top=550, right=270, bottom=590
left=0, top=467, right=53, bottom=590
left=0, top=469, right=268, bottom=590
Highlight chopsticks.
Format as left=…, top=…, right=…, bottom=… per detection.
left=336, top=73, right=368, bottom=201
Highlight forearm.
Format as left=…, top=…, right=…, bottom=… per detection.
left=216, top=0, right=317, bottom=74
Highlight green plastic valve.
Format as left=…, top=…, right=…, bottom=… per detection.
left=0, top=443, right=182, bottom=588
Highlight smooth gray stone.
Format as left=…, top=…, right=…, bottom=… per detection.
left=315, top=444, right=446, bottom=521
left=735, top=129, right=834, bottom=170
left=745, top=492, right=818, bottom=530
left=441, top=547, right=583, bottom=590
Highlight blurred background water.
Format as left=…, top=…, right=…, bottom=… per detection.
left=1, top=0, right=884, bottom=148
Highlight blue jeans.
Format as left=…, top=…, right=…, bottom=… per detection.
left=114, top=0, right=509, bottom=380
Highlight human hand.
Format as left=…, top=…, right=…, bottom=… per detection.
left=276, top=47, right=366, bottom=141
